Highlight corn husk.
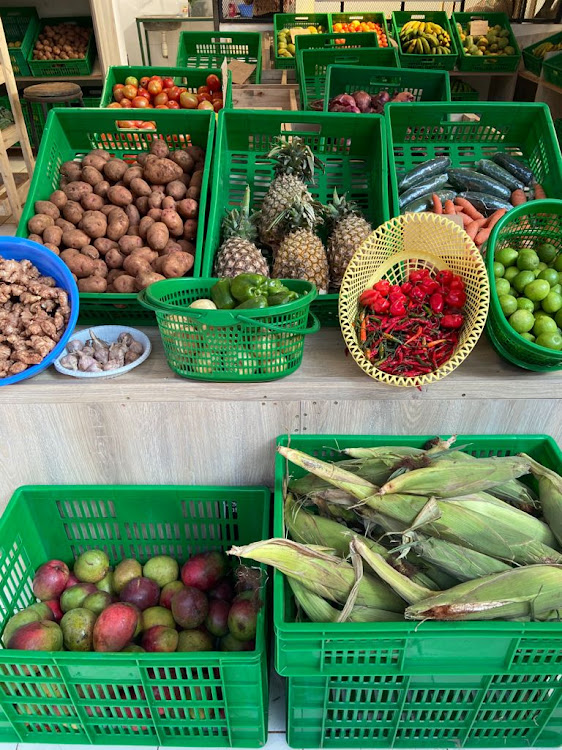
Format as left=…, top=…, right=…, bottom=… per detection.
left=228, top=538, right=405, bottom=613
left=405, top=565, right=562, bottom=621
left=343, top=446, right=425, bottom=461
left=524, top=454, right=562, bottom=546
left=288, top=578, right=403, bottom=623
left=408, top=533, right=512, bottom=582
left=378, top=456, right=532, bottom=498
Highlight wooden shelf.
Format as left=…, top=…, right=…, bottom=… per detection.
left=518, top=67, right=562, bottom=94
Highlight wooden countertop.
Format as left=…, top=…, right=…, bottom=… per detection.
left=2, top=327, right=560, bottom=405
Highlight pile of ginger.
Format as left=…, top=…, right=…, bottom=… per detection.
left=0, top=257, right=70, bottom=378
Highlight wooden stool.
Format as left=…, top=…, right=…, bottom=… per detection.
left=22, top=82, right=83, bottom=152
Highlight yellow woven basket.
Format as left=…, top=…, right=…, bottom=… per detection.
left=339, top=213, right=490, bottom=388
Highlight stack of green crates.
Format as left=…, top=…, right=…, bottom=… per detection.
left=543, top=53, right=562, bottom=88
left=451, top=78, right=480, bottom=101
left=330, top=12, right=391, bottom=44
left=522, top=30, right=562, bottom=76
left=0, top=7, right=39, bottom=76
left=294, top=31, right=378, bottom=58
left=451, top=12, right=521, bottom=72
left=273, top=13, right=330, bottom=69
left=392, top=11, right=458, bottom=70
left=176, top=31, right=262, bottom=84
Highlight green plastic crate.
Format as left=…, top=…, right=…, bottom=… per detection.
left=486, top=199, right=562, bottom=371
left=16, top=108, right=215, bottom=326
left=176, top=32, right=262, bottom=84
left=202, top=109, right=389, bottom=327
left=100, top=66, right=232, bottom=109
left=273, top=433, right=562, bottom=748
left=392, top=11, right=458, bottom=70
left=386, top=102, right=562, bottom=217
left=329, top=12, right=391, bottom=46
left=273, top=13, right=330, bottom=69
left=27, top=17, right=96, bottom=78
left=543, top=52, right=562, bottom=89
left=0, top=6, right=39, bottom=76
left=522, top=30, right=562, bottom=76
left=0, top=483, right=269, bottom=746
left=324, top=65, right=451, bottom=110
left=451, top=78, right=480, bottom=101
left=294, top=31, right=378, bottom=59
left=451, top=12, right=520, bottom=73
left=555, top=117, right=562, bottom=148
left=297, top=46, right=399, bottom=112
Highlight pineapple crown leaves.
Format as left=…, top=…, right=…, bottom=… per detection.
left=267, top=198, right=324, bottom=236
left=221, top=185, right=258, bottom=244
left=267, top=136, right=324, bottom=183
left=324, top=188, right=363, bottom=229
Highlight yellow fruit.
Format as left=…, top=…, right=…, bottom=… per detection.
left=307, top=25, right=317, bottom=33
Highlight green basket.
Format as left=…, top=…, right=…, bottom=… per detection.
left=324, top=65, right=451, bottom=110
left=451, top=12, right=520, bottom=73
left=273, top=13, right=330, bottom=69
left=27, top=17, right=96, bottom=78
left=100, top=66, right=232, bottom=109
left=176, top=32, right=262, bottom=84
left=202, top=109, right=390, bottom=327
left=16, top=108, right=215, bottom=327
left=386, top=102, right=562, bottom=217
left=555, top=118, right=562, bottom=148
left=392, top=11, right=458, bottom=70
left=294, top=31, right=378, bottom=58
left=138, top=277, right=319, bottom=381
left=543, top=52, right=562, bottom=89
left=273, top=432, right=562, bottom=748
left=522, top=30, right=562, bottom=76
left=330, top=12, right=391, bottom=45
left=297, top=47, right=399, bottom=112
left=486, top=199, right=562, bottom=371
left=0, top=7, right=39, bottom=77
left=451, top=78, right=480, bottom=101
left=0, top=483, right=269, bottom=746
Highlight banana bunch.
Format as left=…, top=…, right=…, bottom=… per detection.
left=399, top=19, right=452, bottom=55
left=533, top=40, right=562, bottom=58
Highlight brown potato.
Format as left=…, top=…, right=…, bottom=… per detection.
left=28, top=214, right=54, bottom=235
left=125, top=204, right=140, bottom=226
left=123, top=254, right=152, bottom=277
left=105, top=248, right=124, bottom=269
left=148, top=191, right=163, bottom=209
left=107, top=185, right=133, bottom=207
left=161, top=196, right=176, bottom=210
left=29, top=233, right=45, bottom=247
left=81, top=192, right=105, bottom=211
left=183, top=220, right=198, bottom=241
left=129, top=177, right=151, bottom=197
left=50, top=189, right=67, bottom=209
left=143, top=157, right=183, bottom=185
left=78, top=276, right=107, bottom=293
left=81, top=245, right=99, bottom=260
left=113, top=274, right=137, bottom=293
left=60, top=160, right=82, bottom=181
left=135, top=270, right=165, bottom=290
left=146, top=208, right=161, bottom=222
left=56, top=217, right=75, bottom=232
left=139, top=216, right=154, bottom=239
left=178, top=239, right=195, bottom=255
left=94, top=180, right=110, bottom=198
left=118, top=235, right=143, bottom=256
left=79, top=210, right=107, bottom=239
left=81, top=165, right=104, bottom=187
left=161, top=251, right=194, bottom=279
left=136, top=196, right=149, bottom=215
left=44, top=243, right=60, bottom=255
left=161, top=208, right=183, bottom=237
left=107, top=209, right=129, bottom=241
left=107, top=268, right=126, bottom=284
left=177, top=198, right=198, bottom=220
left=189, top=170, right=204, bottom=189
left=92, top=259, right=108, bottom=278
left=189, top=146, right=205, bottom=163
left=163, top=239, right=182, bottom=255
left=66, top=253, right=95, bottom=278
left=186, top=186, right=201, bottom=201
left=150, top=139, right=169, bottom=159
left=103, top=158, right=128, bottom=182
left=94, top=237, right=118, bottom=255
left=63, top=228, right=91, bottom=250
left=179, top=173, right=190, bottom=186
left=152, top=184, right=165, bottom=194
left=63, top=181, right=93, bottom=202
left=100, top=204, right=115, bottom=217
left=62, top=200, right=83, bottom=225
left=123, top=165, right=143, bottom=186
left=82, top=151, right=108, bottom=171
left=34, top=200, right=60, bottom=220
left=147, top=221, right=169, bottom=251
left=60, top=248, right=79, bottom=263
left=43, top=225, right=63, bottom=247
left=171, top=149, right=195, bottom=173
left=136, top=152, right=150, bottom=167
left=127, top=225, right=140, bottom=237
left=166, top=180, right=187, bottom=200
left=152, top=255, right=166, bottom=274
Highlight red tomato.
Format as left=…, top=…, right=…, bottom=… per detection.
left=150, top=75, right=162, bottom=80
left=206, top=74, right=221, bottom=92
left=107, top=101, right=122, bottom=109
left=153, top=92, right=169, bottom=106
left=147, top=79, right=163, bottom=96
left=162, top=77, right=174, bottom=88
left=139, top=76, right=150, bottom=88
left=167, top=100, right=180, bottom=109
left=213, top=100, right=223, bottom=112
left=120, top=98, right=132, bottom=108
left=197, top=92, right=212, bottom=103
left=177, top=87, right=187, bottom=94
left=113, top=89, right=125, bottom=103
left=140, top=121, right=157, bottom=129
left=212, top=93, right=223, bottom=102
left=197, top=85, right=210, bottom=95
left=137, top=87, right=150, bottom=99
left=155, top=104, right=168, bottom=108
left=179, top=91, right=198, bottom=109
left=167, top=85, right=181, bottom=101
left=125, top=76, right=139, bottom=87
left=198, top=100, right=214, bottom=111
left=132, top=96, right=150, bottom=108
left=113, top=83, right=125, bottom=92
left=117, top=120, right=135, bottom=128
left=122, top=84, right=138, bottom=100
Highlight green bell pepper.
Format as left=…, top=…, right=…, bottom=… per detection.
left=236, top=296, right=268, bottom=309
left=230, top=273, right=268, bottom=303
left=210, top=278, right=236, bottom=309
left=267, top=291, right=299, bottom=307
left=264, top=278, right=287, bottom=296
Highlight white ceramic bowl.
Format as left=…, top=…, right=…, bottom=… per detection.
left=53, top=325, right=152, bottom=379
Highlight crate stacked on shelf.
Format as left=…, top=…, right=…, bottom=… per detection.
left=522, top=30, right=562, bottom=76
left=451, top=12, right=521, bottom=73
left=27, top=16, right=96, bottom=78
left=392, top=11, right=458, bottom=70
left=176, top=31, right=262, bottom=84
left=0, top=6, right=39, bottom=76
left=273, top=13, right=330, bottom=69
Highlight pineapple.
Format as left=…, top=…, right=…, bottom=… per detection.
left=258, top=137, right=323, bottom=248
left=272, top=202, right=329, bottom=294
left=325, top=189, right=372, bottom=289
left=214, top=186, right=269, bottom=278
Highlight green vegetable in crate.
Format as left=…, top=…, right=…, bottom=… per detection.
left=324, top=189, right=372, bottom=289
left=399, top=20, right=452, bottom=55
left=214, top=186, right=269, bottom=278
left=277, top=25, right=324, bottom=58
left=457, top=22, right=515, bottom=57
left=210, top=274, right=299, bottom=309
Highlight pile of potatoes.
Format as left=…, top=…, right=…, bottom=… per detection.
left=27, top=139, right=205, bottom=294
left=32, top=23, right=91, bottom=61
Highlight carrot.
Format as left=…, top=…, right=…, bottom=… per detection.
left=460, top=212, right=473, bottom=228
left=454, top=205, right=464, bottom=214
left=443, top=199, right=455, bottom=215
left=454, top=197, right=484, bottom=221
left=511, top=189, right=526, bottom=206
left=534, top=183, right=546, bottom=199
left=485, top=208, right=507, bottom=231
left=475, top=227, right=492, bottom=245
left=431, top=193, right=443, bottom=214
left=465, top=221, right=479, bottom=241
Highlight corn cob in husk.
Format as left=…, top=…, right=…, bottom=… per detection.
left=228, top=538, right=405, bottom=614
left=288, top=578, right=403, bottom=623
left=407, top=533, right=512, bottom=582
left=405, top=565, right=562, bottom=621
left=524, top=454, right=562, bottom=546
left=343, top=446, right=425, bottom=461
left=290, top=458, right=395, bottom=495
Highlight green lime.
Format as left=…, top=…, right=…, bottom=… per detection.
left=535, top=332, right=562, bottom=350
left=534, top=300, right=542, bottom=311
left=524, top=279, right=550, bottom=301
left=555, top=308, right=562, bottom=328
left=517, top=297, right=534, bottom=312
left=504, top=266, right=519, bottom=283
left=537, top=242, right=558, bottom=264
left=533, top=316, right=558, bottom=336
left=495, top=246, right=518, bottom=267
left=508, top=308, right=534, bottom=333
left=513, top=270, right=535, bottom=293
left=541, top=266, right=562, bottom=285
left=499, top=294, right=518, bottom=316
left=537, top=262, right=548, bottom=272
left=520, top=332, right=536, bottom=342
left=534, top=310, right=550, bottom=320
left=517, top=249, right=540, bottom=271
left=542, top=291, right=562, bottom=314
left=495, top=278, right=511, bottom=296
left=554, top=254, right=562, bottom=272
left=551, top=283, right=562, bottom=295
left=509, top=287, right=518, bottom=297
left=493, top=261, right=505, bottom=278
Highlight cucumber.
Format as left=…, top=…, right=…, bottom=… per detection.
left=458, top=191, right=513, bottom=215
left=448, top=169, right=511, bottom=201
left=492, top=153, right=535, bottom=187
left=402, top=190, right=456, bottom=214
left=476, top=159, right=525, bottom=191
left=397, top=156, right=451, bottom=194
left=398, top=174, right=449, bottom=209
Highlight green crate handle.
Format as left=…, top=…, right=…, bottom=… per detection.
left=238, top=310, right=320, bottom=334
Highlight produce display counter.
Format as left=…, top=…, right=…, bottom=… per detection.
left=0, top=327, right=559, bottom=514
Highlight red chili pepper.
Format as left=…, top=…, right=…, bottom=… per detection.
left=409, top=270, right=425, bottom=283
left=445, top=290, right=467, bottom=309
left=430, top=292, right=444, bottom=314
left=374, top=279, right=391, bottom=295
left=389, top=300, right=407, bottom=317
left=410, top=286, right=426, bottom=302
left=441, top=314, right=464, bottom=329
left=400, top=281, right=413, bottom=296
left=421, top=279, right=440, bottom=295
left=450, top=277, right=465, bottom=291
left=436, top=270, right=453, bottom=286
left=359, top=289, right=380, bottom=307
left=373, top=297, right=390, bottom=314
